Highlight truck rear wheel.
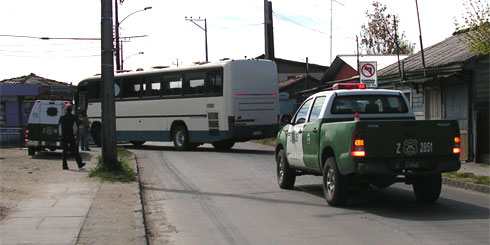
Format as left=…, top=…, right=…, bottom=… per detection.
left=323, top=157, right=350, bottom=206
left=276, top=149, right=296, bottom=189
left=413, top=173, right=442, bottom=202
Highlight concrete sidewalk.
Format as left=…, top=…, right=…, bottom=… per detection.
left=0, top=148, right=146, bottom=244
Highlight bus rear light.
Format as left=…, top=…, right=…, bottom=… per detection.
left=453, top=137, right=461, bottom=154
left=351, top=130, right=365, bottom=157
left=228, top=116, right=235, bottom=127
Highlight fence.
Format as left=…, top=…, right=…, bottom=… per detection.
left=0, top=128, right=24, bottom=148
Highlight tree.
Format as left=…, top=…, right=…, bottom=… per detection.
left=360, top=1, right=415, bottom=55
left=454, top=0, right=490, bottom=55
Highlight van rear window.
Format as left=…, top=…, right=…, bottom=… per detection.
left=331, top=95, right=408, bottom=114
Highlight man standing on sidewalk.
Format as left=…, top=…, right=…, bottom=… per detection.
left=58, top=104, right=85, bottom=170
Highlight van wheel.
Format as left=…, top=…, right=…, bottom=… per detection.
left=212, top=140, right=235, bottom=151
left=173, top=125, right=189, bottom=151
left=413, top=173, right=442, bottom=202
left=323, top=157, right=350, bottom=206
left=28, top=147, right=36, bottom=156
left=276, top=149, right=296, bottom=189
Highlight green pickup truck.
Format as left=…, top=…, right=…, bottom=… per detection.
left=275, top=83, right=461, bottom=206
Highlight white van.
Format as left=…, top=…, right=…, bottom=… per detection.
left=25, top=100, right=70, bottom=155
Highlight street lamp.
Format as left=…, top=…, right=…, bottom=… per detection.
left=185, top=16, right=208, bottom=63
left=122, top=52, right=144, bottom=70
left=115, top=4, right=152, bottom=71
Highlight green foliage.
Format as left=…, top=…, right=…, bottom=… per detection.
left=360, top=1, right=415, bottom=55
left=443, top=172, right=490, bottom=185
left=253, top=137, right=277, bottom=146
left=454, top=0, right=490, bottom=55
left=89, top=147, right=136, bottom=182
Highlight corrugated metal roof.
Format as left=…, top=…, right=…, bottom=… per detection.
left=378, top=32, right=474, bottom=77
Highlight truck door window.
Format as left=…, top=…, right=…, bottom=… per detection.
left=308, top=96, right=326, bottom=122
left=294, top=99, right=312, bottom=124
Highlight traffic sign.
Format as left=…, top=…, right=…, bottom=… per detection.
left=359, top=61, right=377, bottom=88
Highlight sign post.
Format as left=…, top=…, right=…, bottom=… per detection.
left=359, top=61, right=377, bottom=88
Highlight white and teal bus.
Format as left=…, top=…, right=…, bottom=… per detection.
left=77, top=59, right=279, bottom=150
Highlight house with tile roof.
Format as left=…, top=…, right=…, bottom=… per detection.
left=0, top=74, right=75, bottom=147
left=377, top=31, right=489, bottom=163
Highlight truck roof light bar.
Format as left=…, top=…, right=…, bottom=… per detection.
left=333, top=83, right=366, bottom=90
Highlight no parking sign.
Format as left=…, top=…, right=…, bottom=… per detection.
left=359, top=61, right=377, bottom=88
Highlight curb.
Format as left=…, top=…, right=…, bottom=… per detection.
left=443, top=177, right=490, bottom=194
left=134, top=153, right=151, bottom=245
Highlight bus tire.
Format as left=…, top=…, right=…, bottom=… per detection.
left=28, top=147, right=36, bottom=156
left=130, top=141, right=145, bottom=147
left=172, top=125, right=190, bottom=151
left=212, top=140, right=235, bottom=151
left=323, top=157, right=350, bottom=206
left=91, top=124, right=102, bottom=147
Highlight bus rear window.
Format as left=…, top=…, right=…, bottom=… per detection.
left=331, top=95, right=408, bottom=114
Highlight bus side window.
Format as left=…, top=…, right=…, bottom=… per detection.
left=185, top=72, right=206, bottom=96
left=163, top=74, right=182, bottom=96
left=87, top=81, right=100, bottom=100
left=122, top=77, right=141, bottom=98
left=206, top=69, right=223, bottom=96
left=145, top=75, right=162, bottom=97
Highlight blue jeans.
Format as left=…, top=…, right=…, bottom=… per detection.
left=79, top=128, right=90, bottom=150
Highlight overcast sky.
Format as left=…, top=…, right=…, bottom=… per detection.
left=0, top=0, right=465, bottom=84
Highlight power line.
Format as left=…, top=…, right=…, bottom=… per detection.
left=0, top=46, right=99, bottom=53
left=0, top=34, right=100, bottom=40
left=1, top=54, right=100, bottom=58
left=272, top=11, right=327, bottom=35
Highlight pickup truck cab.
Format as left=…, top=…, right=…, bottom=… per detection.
left=275, top=83, right=461, bottom=206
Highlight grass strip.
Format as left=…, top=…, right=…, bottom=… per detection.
left=89, top=147, right=136, bottom=182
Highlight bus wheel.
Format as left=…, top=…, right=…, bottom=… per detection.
left=92, top=127, right=102, bottom=147
left=212, top=140, right=235, bottom=151
left=173, top=125, right=189, bottom=151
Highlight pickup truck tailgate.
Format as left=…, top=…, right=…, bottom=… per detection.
left=358, top=120, right=460, bottom=159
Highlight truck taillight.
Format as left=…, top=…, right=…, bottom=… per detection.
left=351, top=130, right=365, bottom=157
left=453, top=137, right=461, bottom=154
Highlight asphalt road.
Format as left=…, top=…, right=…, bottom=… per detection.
left=133, top=142, right=489, bottom=245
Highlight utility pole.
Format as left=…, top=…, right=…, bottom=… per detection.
left=264, top=0, right=274, bottom=60
left=101, top=0, right=118, bottom=169
left=185, top=17, right=208, bottom=62
left=115, top=0, right=121, bottom=71
left=415, top=0, right=426, bottom=72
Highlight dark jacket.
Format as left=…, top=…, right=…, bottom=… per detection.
left=58, top=112, right=80, bottom=140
